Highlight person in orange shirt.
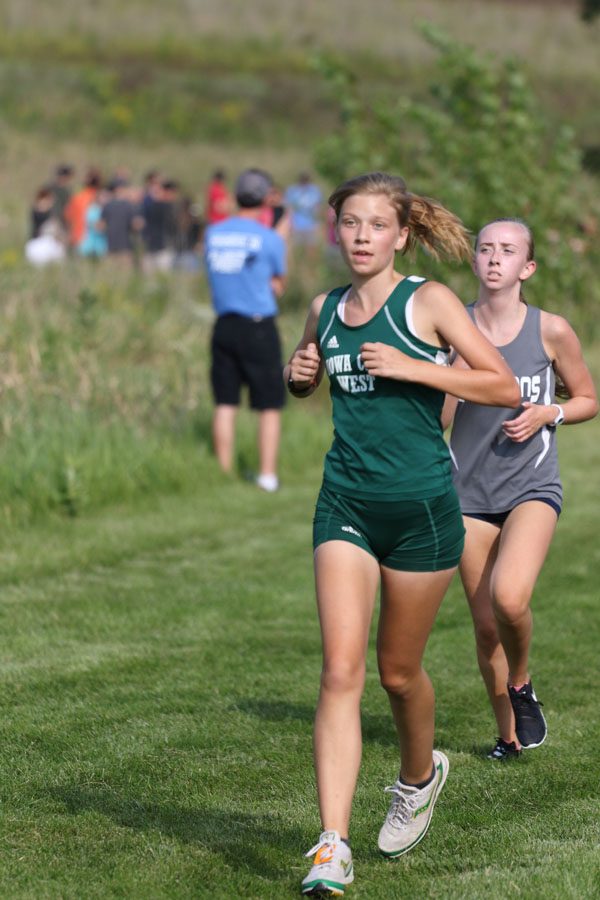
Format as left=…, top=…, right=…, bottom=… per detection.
left=64, top=168, right=102, bottom=250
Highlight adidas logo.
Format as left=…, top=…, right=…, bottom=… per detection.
left=341, top=525, right=361, bottom=538
left=326, top=335, right=339, bottom=349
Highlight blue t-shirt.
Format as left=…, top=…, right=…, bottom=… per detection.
left=284, top=183, right=322, bottom=232
left=204, top=216, right=286, bottom=318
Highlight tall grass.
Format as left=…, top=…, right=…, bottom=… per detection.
left=0, top=262, right=334, bottom=525
left=0, top=253, right=597, bottom=527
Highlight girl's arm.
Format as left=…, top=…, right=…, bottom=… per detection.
left=283, top=293, right=327, bottom=398
left=544, top=313, right=599, bottom=422
left=361, top=282, right=520, bottom=408
left=502, top=312, right=599, bottom=442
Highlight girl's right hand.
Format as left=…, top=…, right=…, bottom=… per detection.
left=289, top=342, right=320, bottom=388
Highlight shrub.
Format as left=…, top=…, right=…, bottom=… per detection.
left=313, top=25, right=600, bottom=334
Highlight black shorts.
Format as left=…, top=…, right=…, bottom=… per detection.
left=464, top=497, right=561, bottom=526
left=210, top=314, right=285, bottom=410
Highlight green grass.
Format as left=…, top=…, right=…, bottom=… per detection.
left=0, top=3, right=598, bottom=891
left=0, top=415, right=598, bottom=898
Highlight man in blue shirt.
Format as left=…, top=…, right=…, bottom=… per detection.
left=204, top=168, right=287, bottom=492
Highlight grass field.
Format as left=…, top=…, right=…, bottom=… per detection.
left=0, top=1, right=598, bottom=895
left=0, top=405, right=598, bottom=898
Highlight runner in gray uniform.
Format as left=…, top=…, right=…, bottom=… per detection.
left=450, top=304, right=562, bottom=516
left=444, top=219, right=598, bottom=761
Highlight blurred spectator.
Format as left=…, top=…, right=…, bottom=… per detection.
left=141, top=170, right=161, bottom=222
left=142, top=179, right=179, bottom=273
left=101, top=178, right=144, bottom=266
left=268, top=184, right=291, bottom=241
left=173, top=196, right=204, bottom=272
left=284, top=171, right=323, bottom=255
left=257, top=184, right=291, bottom=242
left=64, top=168, right=102, bottom=251
left=25, top=219, right=66, bottom=267
left=78, top=188, right=108, bottom=260
left=30, top=185, right=55, bottom=238
left=50, top=164, right=75, bottom=232
left=204, top=169, right=233, bottom=225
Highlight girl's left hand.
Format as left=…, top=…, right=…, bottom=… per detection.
left=360, top=342, right=416, bottom=380
left=502, top=401, right=555, bottom=442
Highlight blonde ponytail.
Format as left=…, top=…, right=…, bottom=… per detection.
left=329, top=172, right=472, bottom=263
left=406, top=193, right=472, bottom=262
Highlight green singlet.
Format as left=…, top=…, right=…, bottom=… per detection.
left=317, top=276, right=452, bottom=501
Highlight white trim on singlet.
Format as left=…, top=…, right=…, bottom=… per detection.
left=448, top=443, right=459, bottom=471
left=336, top=288, right=350, bottom=323
left=320, top=307, right=338, bottom=347
left=534, top=364, right=553, bottom=468
left=384, top=305, right=449, bottom=365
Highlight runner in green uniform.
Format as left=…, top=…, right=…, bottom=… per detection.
left=284, top=172, right=520, bottom=896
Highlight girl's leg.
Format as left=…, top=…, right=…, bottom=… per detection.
left=459, top=518, right=516, bottom=743
left=491, top=501, right=558, bottom=686
left=313, top=541, right=380, bottom=836
left=377, top=566, right=456, bottom=783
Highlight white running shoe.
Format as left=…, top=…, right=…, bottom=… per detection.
left=256, top=473, right=279, bottom=493
left=378, top=750, right=449, bottom=858
left=301, top=830, right=354, bottom=896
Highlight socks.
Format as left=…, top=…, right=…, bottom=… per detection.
left=399, top=763, right=436, bottom=791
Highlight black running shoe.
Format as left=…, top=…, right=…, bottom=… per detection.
left=487, top=737, right=522, bottom=761
left=508, top=680, right=547, bottom=749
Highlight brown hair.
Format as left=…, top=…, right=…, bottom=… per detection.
left=328, top=172, right=472, bottom=262
left=476, top=218, right=568, bottom=399
left=476, top=217, right=535, bottom=262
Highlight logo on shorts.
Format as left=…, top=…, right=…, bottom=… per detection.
left=341, top=525, right=362, bottom=538
left=326, top=335, right=339, bottom=349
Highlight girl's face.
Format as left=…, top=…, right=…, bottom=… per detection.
left=336, top=192, right=408, bottom=276
left=474, top=221, right=536, bottom=291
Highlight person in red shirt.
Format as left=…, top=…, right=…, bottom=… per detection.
left=204, top=169, right=233, bottom=225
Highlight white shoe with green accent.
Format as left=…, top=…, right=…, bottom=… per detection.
left=301, top=830, right=354, bottom=896
left=378, top=749, right=449, bottom=858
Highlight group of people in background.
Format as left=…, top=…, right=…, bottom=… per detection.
left=25, top=164, right=327, bottom=271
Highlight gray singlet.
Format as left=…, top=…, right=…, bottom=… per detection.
left=449, top=304, right=562, bottom=514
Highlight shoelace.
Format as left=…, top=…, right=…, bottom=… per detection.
left=304, top=837, right=335, bottom=859
left=514, top=695, right=544, bottom=711
left=511, top=686, right=544, bottom=707
left=383, top=783, right=420, bottom=828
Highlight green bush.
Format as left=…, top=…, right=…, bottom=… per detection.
left=313, top=25, right=600, bottom=334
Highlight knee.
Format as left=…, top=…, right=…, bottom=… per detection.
left=320, top=658, right=365, bottom=696
left=491, top=582, right=530, bottom=625
left=491, top=577, right=531, bottom=624
left=378, top=660, right=420, bottom=698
